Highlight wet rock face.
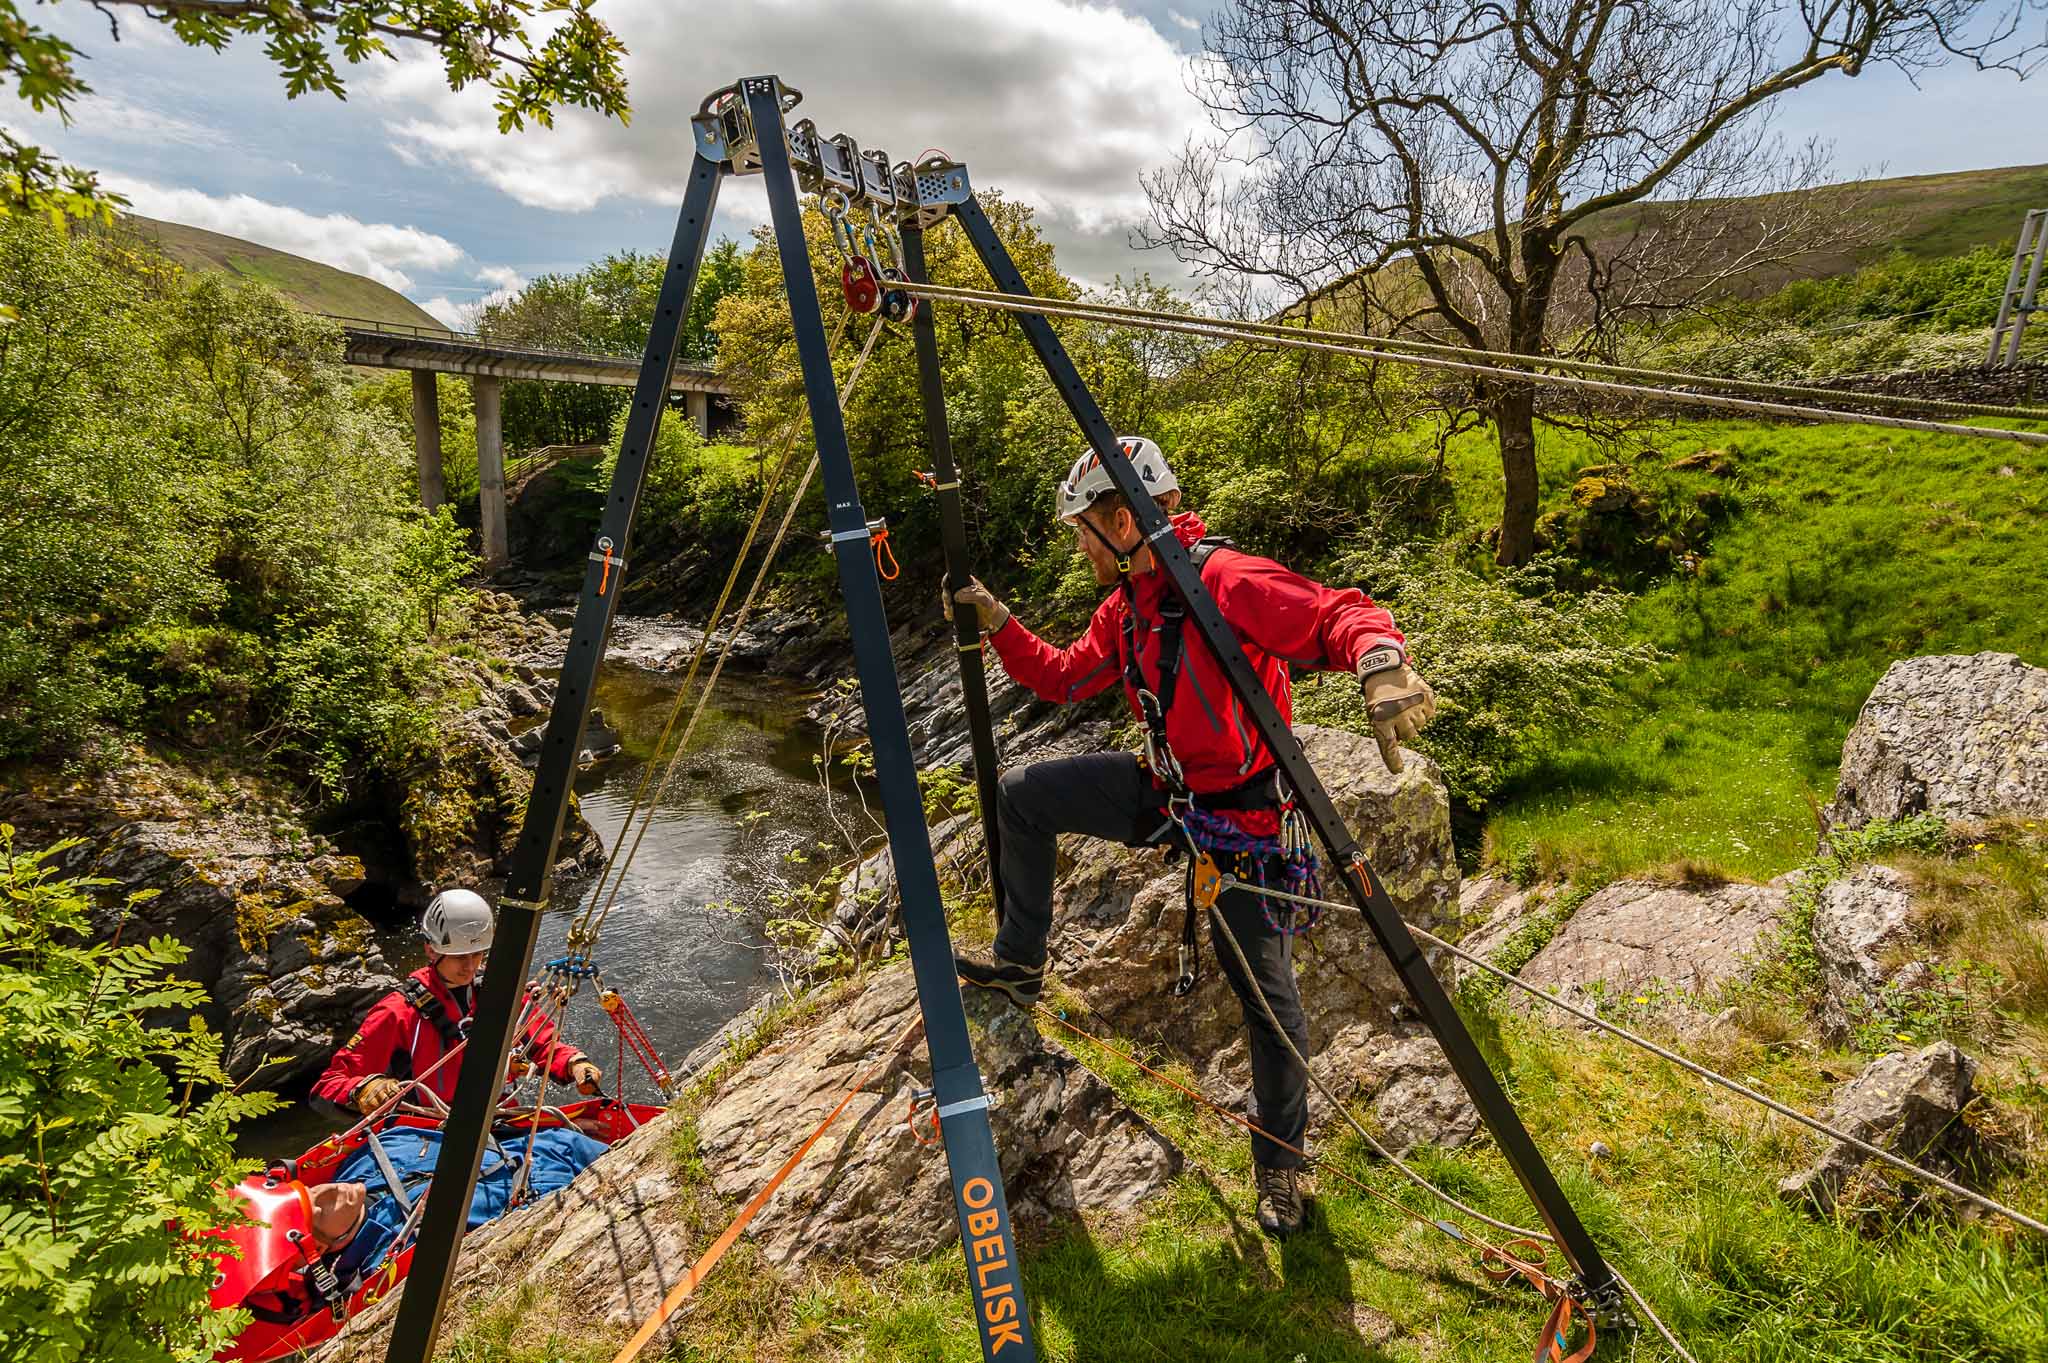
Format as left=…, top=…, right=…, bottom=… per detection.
left=1778, top=1042, right=1995, bottom=1217
left=694, top=965, right=1182, bottom=1267
left=0, top=761, right=396, bottom=1091
left=1811, top=865, right=1929, bottom=1042
left=1827, top=652, right=2048, bottom=833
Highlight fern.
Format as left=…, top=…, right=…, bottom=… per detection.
left=0, top=826, right=277, bottom=1362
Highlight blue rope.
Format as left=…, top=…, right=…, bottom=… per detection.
left=1179, top=805, right=1323, bottom=936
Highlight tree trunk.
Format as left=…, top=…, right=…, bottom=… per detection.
left=1492, top=386, right=1540, bottom=566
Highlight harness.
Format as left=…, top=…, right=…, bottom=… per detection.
left=1096, top=528, right=1324, bottom=997
left=392, top=978, right=469, bottom=1083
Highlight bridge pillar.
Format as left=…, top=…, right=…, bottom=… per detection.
left=411, top=371, right=445, bottom=509
left=686, top=389, right=711, bottom=438
left=474, top=376, right=507, bottom=570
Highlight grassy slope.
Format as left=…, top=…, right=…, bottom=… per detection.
left=118, top=214, right=444, bottom=329
left=1449, top=417, right=2048, bottom=882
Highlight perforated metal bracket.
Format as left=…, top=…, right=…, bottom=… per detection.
left=859, top=148, right=897, bottom=210
left=897, top=156, right=972, bottom=228
left=708, top=76, right=803, bottom=175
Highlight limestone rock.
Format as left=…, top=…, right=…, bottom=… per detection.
left=1812, top=865, right=1927, bottom=1041
left=1827, top=652, right=2048, bottom=832
left=818, top=814, right=982, bottom=964
left=694, top=965, right=1181, bottom=1267
left=1778, top=1043, right=1990, bottom=1216
left=0, top=760, right=396, bottom=1090
left=1517, top=878, right=1789, bottom=1007
left=1449, top=875, right=1546, bottom=983
left=1048, top=726, right=1460, bottom=1130
left=1347, top=1032, right=1482, bottom=1154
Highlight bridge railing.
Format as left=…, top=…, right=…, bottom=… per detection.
left=320, top=313, right=654, bottom=364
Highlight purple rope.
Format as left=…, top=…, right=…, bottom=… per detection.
left=1179, top=806, right=1323, bottom=936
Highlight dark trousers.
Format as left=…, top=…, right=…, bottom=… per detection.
left=991, top=752, right=1311, bottom=1169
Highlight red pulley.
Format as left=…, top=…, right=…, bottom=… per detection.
left=841, top=256, right=882, bottom=314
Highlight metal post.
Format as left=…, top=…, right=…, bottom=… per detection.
left=901, top=223, right=1007, bottom=922
left=743, top=77, right=1036, bottom=1362
left=2006, top=211, right=2048, bottom=368
left=411, top=370, right=446, bottom=510
left=947, top=192, right=1622, bottom=1313
left=382, top=150, right=727, bottom=1363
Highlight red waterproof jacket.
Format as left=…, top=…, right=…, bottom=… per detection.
left=989, top=511, right=1404, bottom=807
left=311, top=966, right=583, bottom=1110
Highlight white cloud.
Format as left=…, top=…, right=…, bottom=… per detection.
left=364, top=0, right=1209, bottom=285
left=475, top=264, right=528, bottom=293
left=419, top=296, right=473, bottom=329
left=102, top=176, right=465, bottom=291
left=1167, top=8, right=1201, bottom=31
left=4, top=92, right=224, bottom=150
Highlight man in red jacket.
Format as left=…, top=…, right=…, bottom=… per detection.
left=313, top=889, right=600, bottom=1116
left=947, top=437, right=1435, bottom=1237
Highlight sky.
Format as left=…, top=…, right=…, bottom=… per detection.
left=10, top=1, right=2048, bottom=329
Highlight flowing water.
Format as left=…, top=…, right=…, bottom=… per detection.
left=239, top=662, right=839, bottom=1158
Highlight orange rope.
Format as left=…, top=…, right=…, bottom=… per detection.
left=608, top=1021, right=920, bottom=1363
left=870, top=525, right=900, bottom=581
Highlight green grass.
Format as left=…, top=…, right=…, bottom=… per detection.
left=114, top=213, right=445, bottom=328
left=1450, top=417, right=2048, bottom=881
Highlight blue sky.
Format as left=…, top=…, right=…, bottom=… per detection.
left=11, top=1, right=2047, bottom=326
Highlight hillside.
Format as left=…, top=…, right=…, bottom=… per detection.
left=117, top=214, right=445, bottom=330
left=1299, top=161, right=2048, bottom=319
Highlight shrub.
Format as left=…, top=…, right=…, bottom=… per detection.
left=0, top=827, right=276, bottom=1361
left=1291, top=537, right=1662, bottom=807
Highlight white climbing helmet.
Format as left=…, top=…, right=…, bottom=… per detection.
left=1056, top=436, right=1178, bottom=521
left=419, top=888, right=495, bottom=955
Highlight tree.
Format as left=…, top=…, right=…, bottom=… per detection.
left=1144, top=0, right=2042, bottom=565
left=474, top=240, right=746, bottom=448
left=0, top=827, right=277, bottom=1362
left=0, top=0, right=628, bottom=223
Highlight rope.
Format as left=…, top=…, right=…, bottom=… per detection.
left=892, top=280, right=2048, bottom=445
left=608, top=1018, right=922, bottom=1363
left=894, top=277, right=2048, bottom=423
left=571, top=311, right=856, bottom=941
left=1227, top=877, right=2048, bottom=1241
left=1036, top=1003, right=1603, bottom=1357
left=579, top=318, right=889, bottom=943
left=1196, top=907, right=1694, bottom=1360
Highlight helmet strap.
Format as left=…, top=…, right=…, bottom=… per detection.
left=1078, top=507, right=1142, bottom=576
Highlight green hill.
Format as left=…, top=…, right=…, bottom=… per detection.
left=117, top=213, right=445, bottom=330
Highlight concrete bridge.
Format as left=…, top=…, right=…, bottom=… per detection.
left=329, top=315, right=732, bottom=568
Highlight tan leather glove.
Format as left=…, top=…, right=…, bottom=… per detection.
left=352, top=1075, right=407, bottom=1115
left=943, top=576, right=1009, bottom=633
left=569, top=1058, right=604, bottom=1095
left=1358, top=646, right=1437, bottom=773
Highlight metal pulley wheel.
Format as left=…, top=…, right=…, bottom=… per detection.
left=879, top=266, right=916, bottom=323
left=842, top=255, right=882, bottom=314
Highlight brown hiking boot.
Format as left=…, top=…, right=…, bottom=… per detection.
left=955, top=951, right=1044, bottom=1008
left=1255, top=1163, right=1304, bottom=1238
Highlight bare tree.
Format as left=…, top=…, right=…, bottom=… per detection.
left=1145, top=1, right=2043, bottom=564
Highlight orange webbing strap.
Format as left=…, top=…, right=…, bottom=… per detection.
left=870, top=525, right=900, bottom=581
left=608, top=1020, right=921, bottom=1363
left=1536, top=1294, right=1596, bottom=1363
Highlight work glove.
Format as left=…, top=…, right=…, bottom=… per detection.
left=1357, top=646, right=1437, bottom=774
left=943, top=576, right=1010, bottom=634
left=569, top=1058, right=604, bottom=1095
left=351, top=1075, right=407, bottom=1115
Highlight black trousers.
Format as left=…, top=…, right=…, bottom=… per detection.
left=991, top=752, right=1311, bottom=1169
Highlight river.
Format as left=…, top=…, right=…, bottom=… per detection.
left=239, top=662, right=842, bottom=1158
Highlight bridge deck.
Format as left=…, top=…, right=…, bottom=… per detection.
left=328, top=316, right=730, bottom=394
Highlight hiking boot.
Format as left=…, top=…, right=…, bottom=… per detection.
left=1255, top=1163, right=1304, bottom=1238
left=955, top=951, right=1044, bottom=1008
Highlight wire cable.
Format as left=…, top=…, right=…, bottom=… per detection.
left=896, top=278, right=2048, bottom=422
left=1226, top=877, right=2048, bottom=1240
left=893, top=280, right=2048, bottom=443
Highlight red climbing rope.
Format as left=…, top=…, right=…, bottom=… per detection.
left=601, top=989, right=675, bottom=1094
